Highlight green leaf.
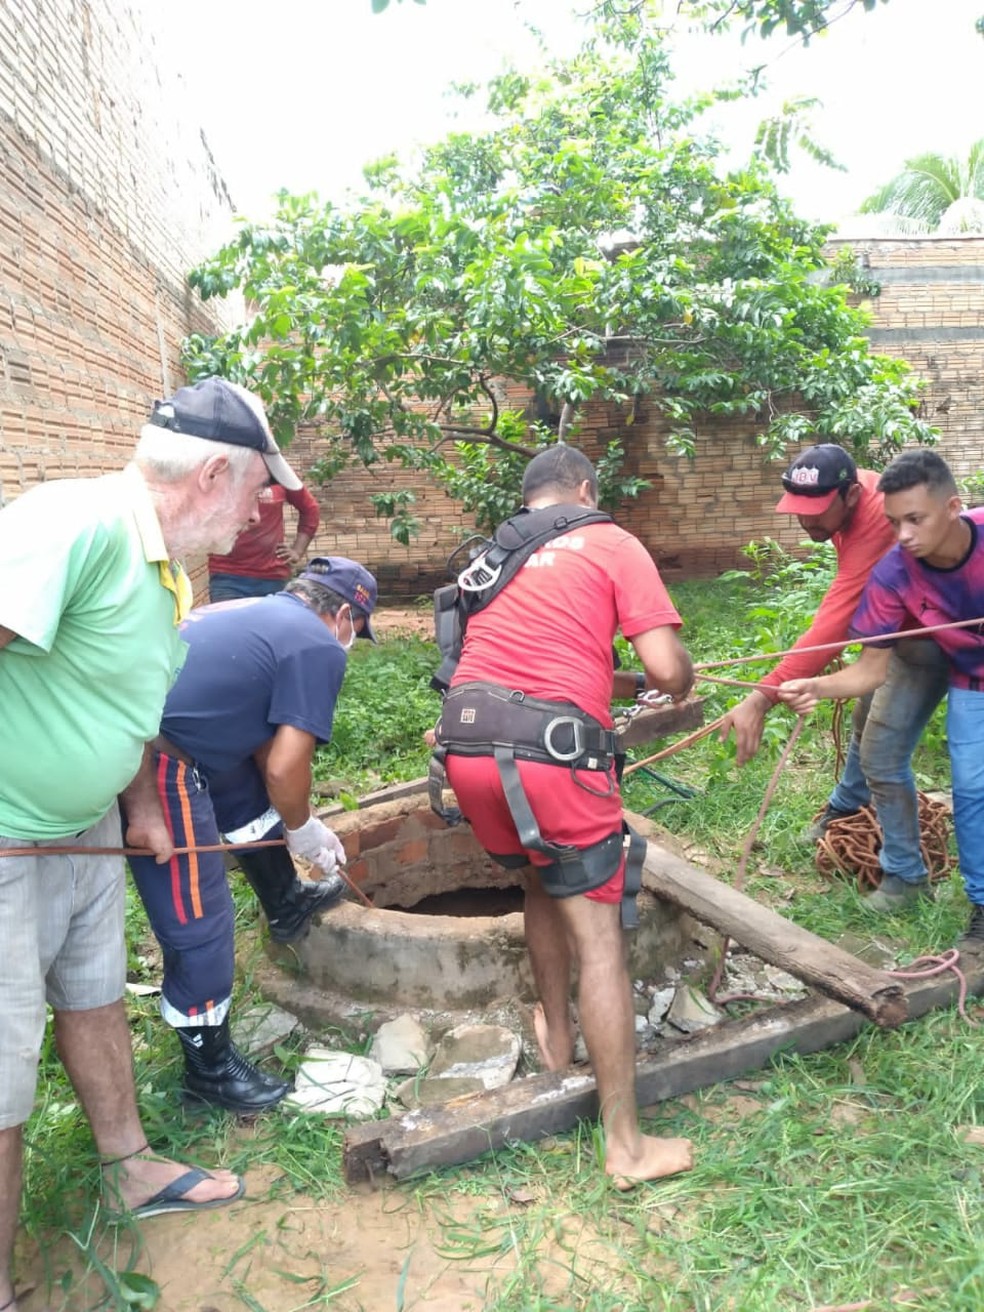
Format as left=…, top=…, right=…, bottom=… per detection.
left=118, top=1273, right=161, bottom=1310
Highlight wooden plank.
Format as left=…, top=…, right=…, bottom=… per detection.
left=343, top=962, right=983, bottom=1184
left=637, top=833, right=907, bottom=1028
left=615, top=696, right=705, bottom=749
left=315, top=776, right=430, bottom=813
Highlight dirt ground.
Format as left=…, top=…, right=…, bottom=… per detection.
left=370, top=606, right=436, bottom=642
left=16, top=1161, right=632, bottom=1312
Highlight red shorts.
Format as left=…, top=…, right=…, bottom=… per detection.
left=444, top=755, right=625, bottom=904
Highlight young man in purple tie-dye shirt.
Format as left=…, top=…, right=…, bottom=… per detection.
left=777, top=448, right=984, bottom=950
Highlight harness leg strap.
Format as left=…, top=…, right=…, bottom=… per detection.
left=428, top=745, right=463, bottom=827
left=493, top=745, right=575, bottom=861
left=620, top=823, right=646, bottom=930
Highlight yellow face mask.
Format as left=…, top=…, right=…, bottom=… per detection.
left=157, top=560, right=194, bottom=626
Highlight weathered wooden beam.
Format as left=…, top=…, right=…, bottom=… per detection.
left=343, top=962, right=983, bottom=1184
left=615, top=696, right=705, bottom=749
left=315, top=776, right=430, bottom=811
left=636, top=832, right=907, bottom=1028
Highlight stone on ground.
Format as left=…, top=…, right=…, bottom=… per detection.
left=370, top=1013, right=432, bottom=1075
left=429, top=1023, right=521, bottom=1090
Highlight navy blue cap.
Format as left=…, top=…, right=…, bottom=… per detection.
left=299, top=556, right=378, bottom=643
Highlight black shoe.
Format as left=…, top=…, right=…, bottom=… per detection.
left=801, top=804, right=860, bottom=845
left=267, top=875, right=347, bottom=943
left=176, top=1018, right=290, bottom=1114
left=958, top=905, right=984, bottom=956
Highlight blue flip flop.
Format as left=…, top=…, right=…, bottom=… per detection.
left=112, top=1168, right=245, bottom=1222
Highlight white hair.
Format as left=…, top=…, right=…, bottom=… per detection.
left=134, top=425, right=260, bottom=485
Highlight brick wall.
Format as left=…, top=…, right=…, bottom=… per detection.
left=0, top=0, right=236, bottom=531
left=2, top=1, right=982, bottom=599
left=828, top=236, right=984, bottom=484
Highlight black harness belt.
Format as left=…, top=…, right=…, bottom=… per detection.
left=430, top=682, right=646, bottom=930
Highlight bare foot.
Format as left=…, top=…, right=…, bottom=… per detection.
left=103, top=1149, right=242, bottom=1212
left=605, top=1134, right=694, bottom=1190
left=532, top=1001, right=576, bottom=1071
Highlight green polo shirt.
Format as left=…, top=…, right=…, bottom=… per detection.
left=0, top=465, right=188, bottom=839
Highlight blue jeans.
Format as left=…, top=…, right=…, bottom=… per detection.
left=829, top=639, right=949, bottom=884
left=946, top=687, right=984, bottom=907
left=208, top=573, right=285, bottom=604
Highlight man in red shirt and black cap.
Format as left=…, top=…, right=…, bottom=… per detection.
left=719, top=443, right=949, bottom=910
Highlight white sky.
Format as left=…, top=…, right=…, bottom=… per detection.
left=156, top=0, right=980, bottom=231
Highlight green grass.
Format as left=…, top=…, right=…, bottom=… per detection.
left=20, top=566, right=977, bottom=1312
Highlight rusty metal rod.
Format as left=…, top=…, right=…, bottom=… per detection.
left=1, top=837, right=375, bottom=909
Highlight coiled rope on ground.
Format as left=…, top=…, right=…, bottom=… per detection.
left=814, top=796, right=955, bottom=891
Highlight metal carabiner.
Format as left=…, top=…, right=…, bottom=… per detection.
left=457, top=552, right=502, bottom=593
left=543, top=715, right=585, bottom=763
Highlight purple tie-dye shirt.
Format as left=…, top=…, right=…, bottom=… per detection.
left=849, top=508, right=984, bottom=690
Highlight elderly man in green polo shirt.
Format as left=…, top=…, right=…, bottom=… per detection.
left=0, top=378, right=302, bottom=1312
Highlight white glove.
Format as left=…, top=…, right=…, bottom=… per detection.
left=285, top=815, right=347, bottom=877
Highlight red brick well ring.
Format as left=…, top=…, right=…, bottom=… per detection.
left=260, top=792, right=692, bottom=1028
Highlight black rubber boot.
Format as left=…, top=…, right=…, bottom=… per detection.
left=176, top=1017, right=290, bottom=1114
left=237, top=845, right=346, bottom=942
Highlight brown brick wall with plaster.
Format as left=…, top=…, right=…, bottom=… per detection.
left=1, top=2, right=981, bottom=599
left=0, top=0, right=238, bottom=589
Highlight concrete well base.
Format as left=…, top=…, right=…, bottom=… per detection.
left=259, top=793, right=695, bottom=1032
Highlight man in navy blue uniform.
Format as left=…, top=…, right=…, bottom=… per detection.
left=126, top=557, right=377, bottom=1114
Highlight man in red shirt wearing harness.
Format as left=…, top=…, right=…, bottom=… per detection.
left=718, top=444, right=948, bottom=908
left=438, top=446, right=694, bottom=1186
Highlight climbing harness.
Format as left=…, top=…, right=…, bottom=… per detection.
left=430, top=502, right=611, bottom=694
left=429, top=680, right=647, bottom=928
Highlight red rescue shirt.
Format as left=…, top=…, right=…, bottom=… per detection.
left=759, top=469, right=896, bottom=697
left=451, top=520, right=681, bottom=727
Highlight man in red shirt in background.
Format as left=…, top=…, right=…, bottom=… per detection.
left=439, top=446, right=695, bottom=1186
left=208, top=481, right=321, bottom=602
left=719, top=444, right=948, bottom=909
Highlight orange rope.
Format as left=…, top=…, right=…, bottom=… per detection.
left=0, top=840, right=286, bottom=858
left=622, top=717, right=726, bottom=776
left=707, top=717, right=806, bottom=1005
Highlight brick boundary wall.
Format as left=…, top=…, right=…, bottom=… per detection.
left=0, top=0, right=239, bottom=590
left=1, top=2, right=981, bottom=599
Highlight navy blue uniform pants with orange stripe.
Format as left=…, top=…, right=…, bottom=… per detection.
left=126, top=754, right=236, bottom=1025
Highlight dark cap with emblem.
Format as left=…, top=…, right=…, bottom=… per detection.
left=299, top=556, right=378, bottom=643
left=776, top=444, right=858, bottom=515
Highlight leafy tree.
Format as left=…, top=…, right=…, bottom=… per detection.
left=859, top=140, right=984, bottom=234
left=374, top=0, right=897, bottom=41
left=183, top=19, right=934, bottom=539
left=683, top=0, right=889, bottom=40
